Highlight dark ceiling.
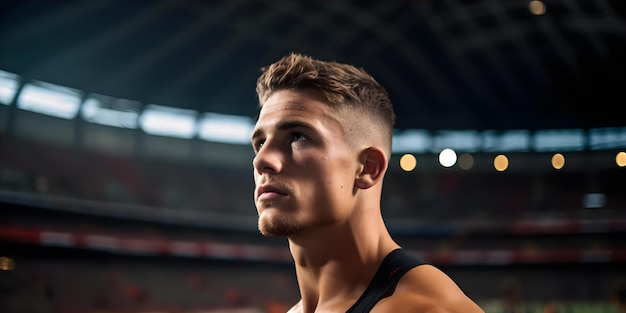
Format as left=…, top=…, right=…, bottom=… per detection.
left=1, top=0, right=625, bottom=131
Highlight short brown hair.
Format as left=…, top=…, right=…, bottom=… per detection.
left=256, top=52, right=396, bottom=151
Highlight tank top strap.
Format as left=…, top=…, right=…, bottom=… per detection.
left=346, top=248, right=428, bottom=313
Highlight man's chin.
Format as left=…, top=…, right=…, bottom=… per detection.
left=259, top=227, right=299, bottom=237
left=258, top=213, right=300, bottom=237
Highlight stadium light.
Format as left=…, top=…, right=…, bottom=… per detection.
left=17, top=81, right=82, bottom=119
left=139, top=104, right=197, bottom=139
left=198, top=113, right=254, bottom=145
left=0, top=70, right=20, bottom=106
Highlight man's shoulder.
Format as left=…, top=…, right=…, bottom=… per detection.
left=372, top=264, right=485, bottom=313
left=286, top=299, right=302, bottom=313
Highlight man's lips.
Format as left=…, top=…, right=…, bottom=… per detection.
left=256, top=184, right=289, bottom=201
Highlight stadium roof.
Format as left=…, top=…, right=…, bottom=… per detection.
left=1, top=0, right=625, bottom=131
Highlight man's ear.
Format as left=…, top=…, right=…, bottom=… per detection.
left=355, top=147, right=388, bottom=190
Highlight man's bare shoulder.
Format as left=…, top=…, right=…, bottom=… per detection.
left=286, top=299, right=302, bottom=313
left=372, top=264, right=484, bottom=313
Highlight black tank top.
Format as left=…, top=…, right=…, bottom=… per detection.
left=345, top=249, right=428, bottom=313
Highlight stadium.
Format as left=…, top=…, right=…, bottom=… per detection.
left=1, top=1, right=625, bottom=312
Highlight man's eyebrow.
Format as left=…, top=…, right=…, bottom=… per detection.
left=252, top=120, right=315, bottom=141
left=251, top=128, right=264, bottom=141
left=277, top=120, right=315, bottom=131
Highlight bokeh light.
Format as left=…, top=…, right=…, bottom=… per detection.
left=439, top=148, right=457, bottom=168
left=399, top=154, right=417, bottom=171
left=458, top=153, right=474, bottom=170
left=529, top=0, right=546, bottom=15
left=552, top=153, right=565, bottom=170
left=494, top=154, right=509, bottom=171
left=0, top=257, right=15, bottom=271
left=617, top=151, right=626, bottom=167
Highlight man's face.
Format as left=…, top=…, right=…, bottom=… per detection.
left=251, top=89, right=358, bottom=237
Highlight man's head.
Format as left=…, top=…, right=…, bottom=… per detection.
left=256, top=52, right=395, bottom=157
left=251, top=53, right=396, bottom=237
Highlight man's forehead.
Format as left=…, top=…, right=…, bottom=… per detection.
left=257, top=91, right=331, bottom=121
left=260, top=100, right=309, bottom=115
left=252, top=91, right=346, bottom=136
left=262, top=90, right=320, bottom=108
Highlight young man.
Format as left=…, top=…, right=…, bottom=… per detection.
left=251, top=52, right=484, bottom=312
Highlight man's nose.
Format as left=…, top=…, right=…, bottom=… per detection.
left=252, top=143, right=283, bottom=175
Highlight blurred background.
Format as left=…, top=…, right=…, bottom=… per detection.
left=1, top=0, right=625, bottom=312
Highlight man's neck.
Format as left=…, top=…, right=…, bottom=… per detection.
left=287, top=220, right=400, bottom=312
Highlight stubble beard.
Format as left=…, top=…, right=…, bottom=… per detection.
left=257, top=203, right=300, bottom=237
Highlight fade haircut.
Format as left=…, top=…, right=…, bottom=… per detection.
left=255, top=52, right=396, bottom=153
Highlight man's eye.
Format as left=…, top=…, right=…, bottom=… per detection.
left=254, top=141, right=264, bottom=152
left=292, top=132, right=306, bottom=143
